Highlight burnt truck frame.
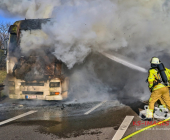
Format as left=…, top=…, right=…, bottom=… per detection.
left=5, top=19, right=69, bottom=100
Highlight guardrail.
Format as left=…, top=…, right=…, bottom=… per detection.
left=0, top=55, right=6, bottom=70
left=0, top=84, right=4, bottom=100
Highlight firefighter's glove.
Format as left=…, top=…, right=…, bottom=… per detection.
left=149, top=87, right=153, bottom=92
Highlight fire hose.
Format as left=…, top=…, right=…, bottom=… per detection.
left=121, top=117, right=170, bottom=140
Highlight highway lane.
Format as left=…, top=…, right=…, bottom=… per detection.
left=0, top=98, right=169, bottom=140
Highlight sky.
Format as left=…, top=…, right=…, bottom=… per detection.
left=0, top=10, right=23, bottom=24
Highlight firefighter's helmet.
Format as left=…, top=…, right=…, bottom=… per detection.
left=150, top=57, right=160, bottom=64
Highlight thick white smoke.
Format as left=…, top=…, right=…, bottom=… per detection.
left=18, top=0, right=127, bottom=68
left=20, top=30, right=48, bottom=53
left=7, top=0, right=170, bottom=68
left=0, top=0, right=60, bottom=19
left=41, top=0, right=126, bottom=68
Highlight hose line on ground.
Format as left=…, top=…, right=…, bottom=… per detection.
left=121, top=117, right=170, bottom=140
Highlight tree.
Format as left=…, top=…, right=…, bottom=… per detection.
left=0, top=22, right=10, bottom=48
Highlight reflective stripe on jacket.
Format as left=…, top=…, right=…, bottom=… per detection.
left=147, top=68, right=170, bottom=91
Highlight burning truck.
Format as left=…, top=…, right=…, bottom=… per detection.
left=5, top=19, right=69, bottom=100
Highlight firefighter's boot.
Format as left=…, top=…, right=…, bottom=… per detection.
left=143, top=109, right=153, bottom=121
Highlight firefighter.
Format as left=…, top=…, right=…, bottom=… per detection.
left=145, top=57, right=170, bottom=121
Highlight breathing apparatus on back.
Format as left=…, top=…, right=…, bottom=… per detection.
left=150, top=57, right=169, bottom=86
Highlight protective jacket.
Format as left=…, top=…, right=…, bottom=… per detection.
left=148, top=68, right=170, bottom=92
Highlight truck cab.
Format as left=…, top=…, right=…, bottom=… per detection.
left=6, top=19, right=69, bottom=100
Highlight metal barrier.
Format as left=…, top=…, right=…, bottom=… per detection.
left=0, top=55, right=6, bottom=70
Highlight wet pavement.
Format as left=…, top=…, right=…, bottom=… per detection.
left=0, top=98, right=169, bottom=140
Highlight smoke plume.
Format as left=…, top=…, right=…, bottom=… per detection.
left=6, top=0, right=170, bottom=68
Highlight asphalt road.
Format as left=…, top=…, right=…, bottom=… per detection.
left=0, top=98, right=169, bottom=140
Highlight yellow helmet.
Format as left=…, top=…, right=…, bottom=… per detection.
left=150, top=57, right=160, bottom=64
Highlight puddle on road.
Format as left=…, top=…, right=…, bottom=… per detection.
left=16, top=120, right=61, bottom=127
left=8, top=106, right=134, bottom=138
left=0, top=100, right=138, bottom=138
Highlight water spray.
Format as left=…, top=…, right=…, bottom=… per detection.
left=99, top=51, right=147, bottom=73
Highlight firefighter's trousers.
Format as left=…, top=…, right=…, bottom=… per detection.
left=149, top=87, right=170, bottom=111
left=158, top=98, right=167, bottom=108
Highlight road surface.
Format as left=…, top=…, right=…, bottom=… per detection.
left=0, top=98, right=168, bottom=140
